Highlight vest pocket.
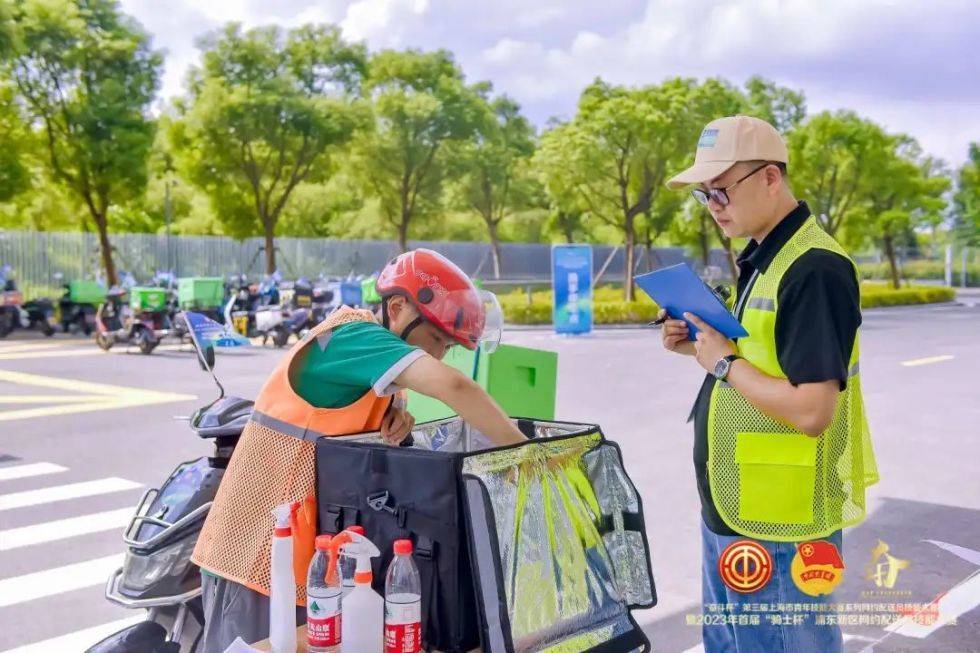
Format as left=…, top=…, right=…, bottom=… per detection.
left=734, top=432, right=817, bottom=525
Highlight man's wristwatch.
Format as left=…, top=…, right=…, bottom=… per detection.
left=713, top=354, right=742, bottom=381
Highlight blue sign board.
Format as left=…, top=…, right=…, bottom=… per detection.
left=552, top=245, right=593, bottom=334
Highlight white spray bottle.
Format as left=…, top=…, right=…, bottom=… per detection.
left=328, top=530, right=382, bottom=651
left=269, top=502, right=297, bottom=653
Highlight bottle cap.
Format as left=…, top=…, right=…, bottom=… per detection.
left=315, top=534, right=332, bottom=551
left=346, top=525, right=365, bottom=536
left=394, top=539, right=413, bottom=555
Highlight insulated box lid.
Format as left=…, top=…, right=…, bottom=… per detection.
left=406, top=344, right=557, bottom=424
left=177, top=277, right=224, bottom=308
left=68, top=280, right=105, bottom=305
left=130, top=286, right=167, bottom=311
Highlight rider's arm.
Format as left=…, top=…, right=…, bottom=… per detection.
left=395, top=355, right=526, bottom=446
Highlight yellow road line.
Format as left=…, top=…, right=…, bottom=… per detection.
left=0, top=395, right=110, bottom=404
left=901, top=355, right=954, bottom=367
left=0, top=342, right=191, bottom=361
left=0, top=368, right=196, bottom=422
left=0, top=341, right=83, bottom=354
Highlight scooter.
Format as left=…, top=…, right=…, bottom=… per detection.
left=251, top=273, right=293, bottom=347
left=223, top=275, right=260, bottom=339
left=95, top=275, right=173, bottom=354
left=0, top=266, right=24, bottom=338
left=86, top=339, right=252, bottom=653
left=59, top=282, right=102, bottom=336
left=21, top=297, right=58, bottom=336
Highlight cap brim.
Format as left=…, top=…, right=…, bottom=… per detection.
left=666, top=160, right=736, bottom=189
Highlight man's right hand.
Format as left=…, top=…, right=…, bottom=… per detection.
left=659, top=309, right=696, bottom=356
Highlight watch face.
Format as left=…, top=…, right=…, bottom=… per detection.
left=714, top=358, right=730, bottom=379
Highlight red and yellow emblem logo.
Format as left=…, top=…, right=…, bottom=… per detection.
left=718, top=540, right=772, bottom=593
left=791, top=540, right=845, bottom=596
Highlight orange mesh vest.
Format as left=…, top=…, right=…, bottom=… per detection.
left=191, top=307, right=394, bottom=603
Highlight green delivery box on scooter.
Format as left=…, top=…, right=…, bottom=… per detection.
left=177, top=277, right=225, bottom=310
left=130, top=287, right=167, bottom=312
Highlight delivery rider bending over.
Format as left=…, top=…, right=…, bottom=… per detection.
left=193, top=249, right=525, bottom=651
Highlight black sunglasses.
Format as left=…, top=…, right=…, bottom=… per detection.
left=691, top=163, right=771, bottom=207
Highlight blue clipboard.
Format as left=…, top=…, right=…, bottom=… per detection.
left=635, top=263, right=748, bottom=341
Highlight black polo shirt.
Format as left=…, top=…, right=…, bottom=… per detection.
left=692, top=201, right=861, bottom=535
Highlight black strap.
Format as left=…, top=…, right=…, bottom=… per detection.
left=597, top=511, right=644, bottom=535
left=365, top=491, right=456, bottom=544
left=322, top=504, right=343, bottom=534
left=399, top=315, right=426, bottom=342
left=586, top=628, right=648, bottom=653
left=414, top=535, right=441, bottom=647
left=321, top=504, right=360, bottom=534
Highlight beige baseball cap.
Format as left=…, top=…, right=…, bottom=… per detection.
left=666, top=115, right=788, bottom=189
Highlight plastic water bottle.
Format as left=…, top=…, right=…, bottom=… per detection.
left=384, top=539, right=422, bottom=653
left=307, top=535, right=342, bottom=653
left=340, top=525, right=365, bottom=598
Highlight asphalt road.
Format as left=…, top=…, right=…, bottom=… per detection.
left=0, top=301, right=977, bottom=652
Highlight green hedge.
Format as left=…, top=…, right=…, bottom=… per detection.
left=858, top=260, right=979, bottom=287
left=860, top=284, right=955, bottom=307
left=502, top=283, right=955, bottom=325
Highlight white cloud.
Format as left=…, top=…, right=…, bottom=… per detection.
left=340, top=0, right=431, bottom=45
left=119, top=0, right=978, bottom=166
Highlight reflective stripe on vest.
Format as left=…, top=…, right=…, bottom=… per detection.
left=191, top=307, right=394, bottom=602
left=707, top=217, right=879, bottom=541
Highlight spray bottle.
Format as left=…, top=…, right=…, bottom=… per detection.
left=328, top=530, right=382, bottom=651
left=269, top=502, right=297, bottom=653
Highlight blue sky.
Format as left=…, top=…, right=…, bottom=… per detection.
left=120, top=0, right=980, bottom=167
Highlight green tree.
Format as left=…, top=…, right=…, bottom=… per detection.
left=6, top=0, right=162, bottom=284
left=173, top=23, right=367, bottom=273
left=352, top=49, right=483, bottom=252
left=953, top=143, right=980, bottom=246
left=0, top=83, right=30, bottom=203
left=786, top=110, right=892, bottom=239
left=860, top=136, right=949, bottom=288
left=449, top=93, right=537, bottom=277
left=535, top=78, right=697, bottom=300
left=743, top=75, right=806, bottom=133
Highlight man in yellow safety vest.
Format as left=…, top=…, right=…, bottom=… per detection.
left=661, top=115, right=878, bottom=652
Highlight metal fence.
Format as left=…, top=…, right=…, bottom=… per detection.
left=0, top=229, right=732, bottom=292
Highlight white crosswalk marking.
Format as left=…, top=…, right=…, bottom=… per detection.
left=0, top=553, right=124, bottom=607
left=0, top=614, right=145, bottom=653
left=0, top=462, right=68, bottom=481
left=0, top=507, right=133, bottom=551
left=0, top=477, right=141, bottom=511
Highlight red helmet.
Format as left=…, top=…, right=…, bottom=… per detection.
left=376, top=249, right=485, bottom=350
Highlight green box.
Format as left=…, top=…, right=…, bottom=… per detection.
left=130, top=286, right=168, bottom=312
left=361, top=277, right=381, bottom=304
left=407, top=343, right=557, bottom=423
left=178, top=277, right=225, bottom=309
left=68, top=280, right=105, bottom=305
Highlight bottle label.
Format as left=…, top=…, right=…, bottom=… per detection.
left=384, top=599, right=421, bottom=653
left=307, top=593, right=341, bottom=647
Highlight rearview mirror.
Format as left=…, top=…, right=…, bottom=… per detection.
left=198, top=344, right=216, bottom=371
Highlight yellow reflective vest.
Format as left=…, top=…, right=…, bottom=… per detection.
left=707, top=216, right=878, bottom=541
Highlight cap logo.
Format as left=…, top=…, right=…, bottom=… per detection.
left=698, top=129, right=719, bottom=148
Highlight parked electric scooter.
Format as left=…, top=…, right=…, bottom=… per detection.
left=223, top=274, right=260, bottom=338
left=86, top=336, right=251, bottom=653
left=21, top=296, right=58, bottom=336
left=95, top=274, right=173, bottom=354
left=60, top=280, right=105, bottom=335
left=0, top=265, right=24, bottom=338
left=252, top=273, right=292, bottom=347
